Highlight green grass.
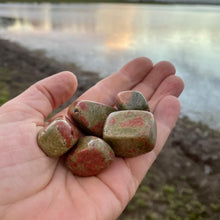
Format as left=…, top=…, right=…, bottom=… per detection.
left=210, top=201, right=220, bottom=212
left=0, top=66, right=28, bottom=106
left=0, top=67, right=11, bottom=105
left=118, top=171, right=210, bottom=220
left=0, top=82, right=9, bottom=106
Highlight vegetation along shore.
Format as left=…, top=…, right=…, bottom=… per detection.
left=0, top=39, right=219, bottom=219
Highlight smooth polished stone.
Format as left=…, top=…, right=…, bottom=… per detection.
left=68, top=100, right=116, bottom=137
left=65, top=136, right=115, bottom=177
left=116, top=90, right=150, bottom=111
left=37, top=116, right=79, bottom=157
left=103, top=110, right=157, bottom=158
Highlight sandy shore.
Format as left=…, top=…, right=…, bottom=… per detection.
left=0, top=38, right=219, bottom=219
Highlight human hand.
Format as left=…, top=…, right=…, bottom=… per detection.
left=0, top=57, right=184, bottom=220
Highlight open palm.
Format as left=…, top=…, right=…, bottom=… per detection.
left=0, top=57, right=184, bottom=220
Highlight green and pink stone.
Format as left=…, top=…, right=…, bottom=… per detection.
left=103, top=110, right=156, bottom=157
left=37, top=116, right=79, bottom=157
left=65, top=136, right=115, bottom=177
left=116, top=90, right=150, bottom=111
left=68, top=100, right=116, bottom=137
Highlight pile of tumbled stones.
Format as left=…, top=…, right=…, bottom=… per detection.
left=37, top=90, right=157, bottom=177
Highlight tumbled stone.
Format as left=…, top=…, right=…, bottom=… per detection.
left=68, top=100, right=116, bottom=137
left=103, top=110, right=157, bottom=157
left=37, top=116, right=79, bottom=157
left=116, top=90, right=150, bottom=111
left=65, top=136, right=115, bottom=177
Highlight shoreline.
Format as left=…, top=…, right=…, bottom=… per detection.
left=0, top=38, right=101, bottom=110
left=0, top=38, right=219, bottom=219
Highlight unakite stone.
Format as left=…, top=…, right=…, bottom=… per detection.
left=65, top=136, right=115, bottom=177
left=37, top=116, right=79, bottom=157
left=116, top=90, right=150, bottom=111
left=68, top=100, right=116, bottom=137
left=103, top=110, right=157, bottom=158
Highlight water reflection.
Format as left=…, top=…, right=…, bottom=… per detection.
left=1, top=4, right=220, bottom=56
left=0, top=4, right=138, bottom=51
left=0, top=16, right=17, bottom=27
left=0, top=5, right=52, bottom=32
left=0, top=3, right=220, bottom=128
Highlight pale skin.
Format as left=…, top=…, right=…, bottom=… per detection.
left=0, top=57, right=184, bottom=220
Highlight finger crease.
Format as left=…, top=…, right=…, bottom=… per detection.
left=123, top=159, right=139, bottom=199
left=96, top=175, right=125, bottom=211
left=35, top=84, right=56, bottom=110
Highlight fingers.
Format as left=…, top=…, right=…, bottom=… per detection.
left=51, top=57, right=153, bottom=119
left=51, top=59, right=178, bottom=121
left=125, top=95, right=181, bottom=185
left=149, top=75, right=184, bottom=112
left=132, top=61, right=176, bottom=100
left=78, top=57, right=153, bottom=105
left=79, top=60, right=177, bottom=110
left=53, top=59, right=181, bottom=124
left=14, top=71, right=78, bottom=120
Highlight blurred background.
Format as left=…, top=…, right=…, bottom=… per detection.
left=0, top=1, right=219, bottom=219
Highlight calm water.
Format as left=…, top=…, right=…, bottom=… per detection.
left=0, top=3, right=220, bottom=129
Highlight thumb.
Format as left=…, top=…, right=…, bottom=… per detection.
left=8, top=71, right=78, bottom=120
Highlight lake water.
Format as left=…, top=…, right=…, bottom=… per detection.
left=0, top=3, right=220, bottom=129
